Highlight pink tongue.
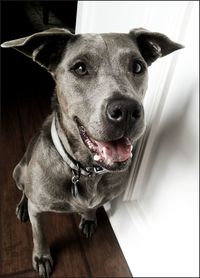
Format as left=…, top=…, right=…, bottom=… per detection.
left=95, top=137, right=132, bottom=164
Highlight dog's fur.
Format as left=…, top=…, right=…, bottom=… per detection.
left=1, top=28, right=183, bottom=277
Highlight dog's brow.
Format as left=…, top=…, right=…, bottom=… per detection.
left=69, top=51, right=101, bottom=63
left=117, top=48, right=141, bottom=59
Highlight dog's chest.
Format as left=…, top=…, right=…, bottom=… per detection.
left=47, top=173, right=122, bottom=213
left=68, top=172, right=125, bottom=212
left=40, top=174, right=102, bottom=213
left=69, top=175, right=105, bottom=210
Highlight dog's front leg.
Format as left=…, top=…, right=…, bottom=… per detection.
left=79, top=209, right=97, bottom=238
left=28, top=200, right=53, bottom=278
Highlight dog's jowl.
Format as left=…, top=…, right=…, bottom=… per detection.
left=1, top=28, right=183, bottom=277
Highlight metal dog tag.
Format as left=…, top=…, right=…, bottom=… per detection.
left=71, top=171, right=79, bottom=197
left=71, top=181, right=78, bottom=197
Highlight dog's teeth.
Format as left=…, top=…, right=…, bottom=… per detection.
left=131, top=145, right=133, bottom=151
left=94, top=154, right=101, bottom=161
left=80, top=126, right=85, bottom=132
left=88, top=142, right=94, bottom=148
left=125, top=138, right=131, bottom=145
left=130, top=153, right=133, bottom=158
left=102, top=147, right=107, bottom=158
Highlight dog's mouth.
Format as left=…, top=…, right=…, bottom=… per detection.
left=76, top=119, right=133, bottom=170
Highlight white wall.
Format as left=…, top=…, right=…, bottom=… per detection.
left=76, top=1, right=199, bottom=277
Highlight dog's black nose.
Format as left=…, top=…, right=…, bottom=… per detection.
left=106, top=98, right=142, bottom=124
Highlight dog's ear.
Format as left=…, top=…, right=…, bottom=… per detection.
left=129, top=28, right=184, bottom=66
left=1, top=28, right=74, bottom=71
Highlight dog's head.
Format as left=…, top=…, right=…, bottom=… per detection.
left=1, top=28, right=183, bottom=171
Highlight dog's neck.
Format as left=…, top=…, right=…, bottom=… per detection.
left=51, top=94, right=87, bottom=164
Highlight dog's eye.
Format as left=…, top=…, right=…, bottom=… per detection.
left=72, top=62, right=88, bottom=76
left=132, top=61, right=143, bottom=74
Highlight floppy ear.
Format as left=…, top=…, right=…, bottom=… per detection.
left=129, top=28, right=184, bottom=65
left=1, top=28, right=74, bottom=71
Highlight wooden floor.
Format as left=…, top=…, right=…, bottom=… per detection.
left=0, top=89, right=132, bottom=277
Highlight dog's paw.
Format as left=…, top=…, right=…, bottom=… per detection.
left=79, top=219, right=97, bottom=238
left=16, top=202, right=29, bottom=222
left=33, top=254, right=53, bottom=278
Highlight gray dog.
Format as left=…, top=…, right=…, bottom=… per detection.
left=1, top=28, right=183, bottom=277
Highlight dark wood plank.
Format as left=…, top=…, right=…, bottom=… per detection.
left=0, top=269, right=36, bottom=278
left=73, top=208, right=132, bottom=278
left=44, top=213, right=90, bottom=277
left=0, top=99, right=36, bottom=276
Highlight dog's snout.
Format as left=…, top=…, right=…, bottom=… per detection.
left=106, top=98, right=142, bottom=125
